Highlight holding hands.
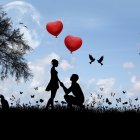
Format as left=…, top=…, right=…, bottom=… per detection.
left=59, top=81, right=64, bottom=87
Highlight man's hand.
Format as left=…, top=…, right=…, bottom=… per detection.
left=59, top=82, right=64, bottom=87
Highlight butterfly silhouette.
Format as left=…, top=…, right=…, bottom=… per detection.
left=16, top=98, right=20, bottom=105
left=106, top=98, right=109, bottom=103
left=122, top=102, right=128, bottom=105
left=12, top=95, right=15, bottom=99
left=92, top=100, right=96, bottom=105
left=122, top=91, right=126, bottom=94
left=40, top=99, right=44, bottom=103
left=116, top=98, right=121, bottom=103
left=89, top=54, right=95, bottom=64
left=108, top=102, right=112, bottom=105
left=10, top=98, right=14, bottom=101
left=55, top=100, right=59, bottom=103
left=10, top=95, right=15, bottom=101
left=31, top=95, right=35, bottom=98
left=91, top=104, right=94, bottom=107
left=129, top=98, right=132, bottom=103
left=97, top=94, right=103, bottom=99
left=24, top=25, right=28, bottom=29
left=90, top=93, right=93, bottom=97
left=61, top=101, right=67, bottom=105
left=100, top=88, right=103, bottom=91
left=106, top=98, right=112, bottom=105
left=111, top=92, right=115, bottom=97
left=34, top=87, right=38, bottom=90
left=97, top=56, right=104, bottom=66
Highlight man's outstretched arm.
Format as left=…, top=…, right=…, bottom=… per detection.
left=60, top=82, right=72, bottom=95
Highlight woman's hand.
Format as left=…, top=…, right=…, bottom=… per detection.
left=59, top=81, right=64, bottom=87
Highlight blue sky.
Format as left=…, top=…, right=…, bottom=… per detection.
left=0, top=0, right=140, bottom=107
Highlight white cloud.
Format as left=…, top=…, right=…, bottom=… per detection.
left=123, top=62, right=135, bottom=69
left=41, top=53, right=60, bottom=66
left=136, top=43, right=140, bottom=48
left=131, top=75, right=140, bottom=91
left=86, top=77, right=116, bottom=101
left=88, top=78, right=96, bottom=85
left=96, top=78, right=115, bottom=95
left=60, top=60, right=73, bottom=71
left=125, top=75, right=140, bottom=98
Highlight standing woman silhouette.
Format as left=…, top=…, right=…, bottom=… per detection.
left=45, top=59, right=60, bottom=109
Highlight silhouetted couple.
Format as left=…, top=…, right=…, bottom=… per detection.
left=45, top=59, right=85, bottom=109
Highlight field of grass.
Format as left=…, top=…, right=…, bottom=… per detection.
left=1, top=105, right=140, bottom=129
left=1, top=105, right=140, bottom=119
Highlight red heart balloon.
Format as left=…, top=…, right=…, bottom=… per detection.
left=64, top=35, right=82, bottom=53
left=46, top=20, right=63, bottom=37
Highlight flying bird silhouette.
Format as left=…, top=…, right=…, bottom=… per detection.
left=97, top=56, right=104, bottom=66
left=135, top=98, right=138, bottom=101
left=31, top=95, right=35, bottom=98
left=19, top=22, right=28, bottom=28
left=89, top=54, right=95, bottom=64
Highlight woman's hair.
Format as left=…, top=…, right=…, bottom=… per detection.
left=51, top=59, right=58, bottom=65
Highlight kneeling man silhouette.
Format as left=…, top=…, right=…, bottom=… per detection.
left=60, top=74, right=85, bottom=109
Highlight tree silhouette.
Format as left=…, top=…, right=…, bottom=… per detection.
left=0, top=8, right=33, bottom=81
